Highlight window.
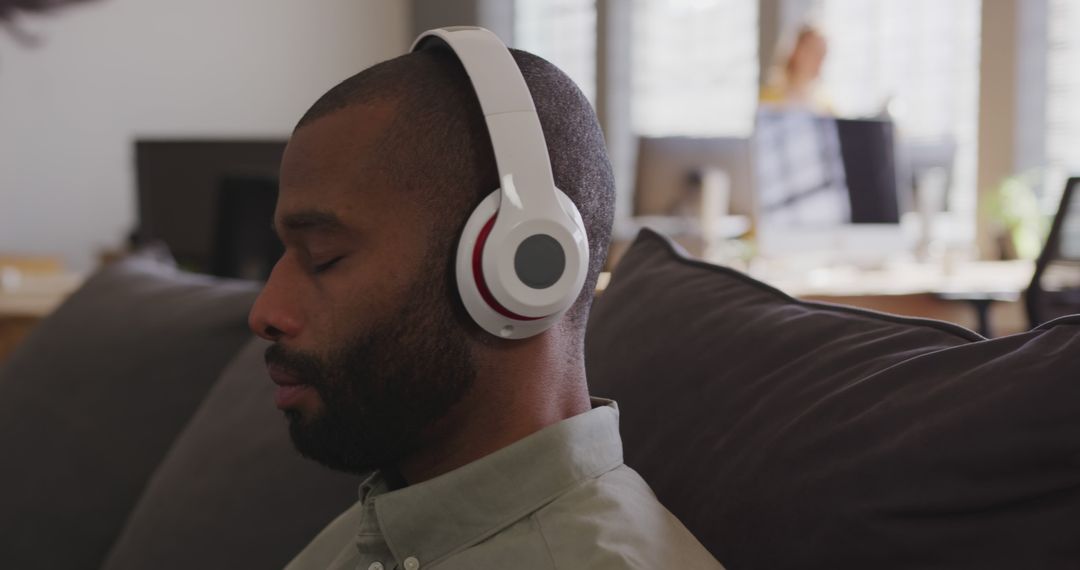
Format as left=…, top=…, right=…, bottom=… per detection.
left=818, top=0, right=982, bottom=214
left=1045, top=0, right=1080, bottom=208
left=631, top=0, right=759, bottom=137
left=514, top=0, right=598, bottom=105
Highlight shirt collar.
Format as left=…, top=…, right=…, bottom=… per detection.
left=366, top=398, right=624, bottom=567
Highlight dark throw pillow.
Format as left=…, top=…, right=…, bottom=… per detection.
left=0, top=254, right=260, bottom=570
left=585, top=228, right=1080, bottom=570
left=102, top=338, right=361, bottom=570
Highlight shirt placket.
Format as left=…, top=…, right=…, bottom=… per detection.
left=354, top=495, right=396, bottom=570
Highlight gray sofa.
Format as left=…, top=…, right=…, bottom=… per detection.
left=0, top=253, right=359, bottom=569
left=2, top=230, right=1078, bottom=569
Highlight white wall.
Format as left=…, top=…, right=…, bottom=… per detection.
left=0, top=0, right=410, bottom=271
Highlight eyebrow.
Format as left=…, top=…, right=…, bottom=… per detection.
left=273, top=210, right=347, bottom=239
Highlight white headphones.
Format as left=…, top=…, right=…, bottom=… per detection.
left=411, top=27, right=589, bottom=340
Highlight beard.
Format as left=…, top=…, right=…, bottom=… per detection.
left=263, top=274, right=476, bottom=475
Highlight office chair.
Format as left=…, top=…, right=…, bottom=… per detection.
left=1025, top=176, right=1080, bottom=328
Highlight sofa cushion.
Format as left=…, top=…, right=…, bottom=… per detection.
left=0, top=253, right=260, bottom=570
left=102, top=338, right=361, bottom=570
left=585, top=228, right=1080, bottom=569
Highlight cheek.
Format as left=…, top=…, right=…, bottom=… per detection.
left=296, top=227, right=439, bottom=349
left=308, top=291, right=367, bottom=349
left=312, top=268, right=407, bottom=345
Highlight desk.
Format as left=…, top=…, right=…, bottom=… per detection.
left=600, top=238, right=1034, bottom=335
left=0, top=272, right=85, bottom=361
left=749, top=259, right=1032, bottom=298
left=748, top=259, right=1034, bottom=336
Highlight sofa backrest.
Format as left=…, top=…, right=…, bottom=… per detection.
left=0, top=253, right=260, bottom=569
left=586, top=229, right=1080, bottom=569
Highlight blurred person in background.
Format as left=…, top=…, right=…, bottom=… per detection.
left=760, top=24, right=833, bottom=114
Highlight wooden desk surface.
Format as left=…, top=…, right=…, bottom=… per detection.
left=750, top=259, right=1034, bottom=337
left=596, top=258, right=1036, bottom=337
left=598, top=259, right=1033, bottom=299
left=748, top=259, right=1034, bottom=299
left=0, top=272, right=85, bottom=362
left=0, top=272, right=86, bottom=318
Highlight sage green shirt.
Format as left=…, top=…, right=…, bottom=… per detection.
left=285, top=399, right=724, bottom=570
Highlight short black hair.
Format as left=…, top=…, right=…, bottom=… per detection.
left=296, top=45, right=615, bottom=336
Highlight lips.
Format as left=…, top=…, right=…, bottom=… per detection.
left=274, top=384, right=315, bottom=409
left=266, top=363, right=315, bottom=409
left=267, top=363, right=303, bottom=387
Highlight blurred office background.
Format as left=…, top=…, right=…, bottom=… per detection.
left=1, top=0, right=1078, bottom=336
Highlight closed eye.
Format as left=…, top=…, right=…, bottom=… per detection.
left=312, top=256, right=344, bottom=274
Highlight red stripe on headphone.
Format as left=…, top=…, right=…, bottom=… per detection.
left=473, top=214, right=543, bottom=322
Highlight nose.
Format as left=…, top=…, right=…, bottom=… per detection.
left=248, top=257, right=303, bottom=342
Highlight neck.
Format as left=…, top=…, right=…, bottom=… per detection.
left=396, top=331, right=590, bottom=485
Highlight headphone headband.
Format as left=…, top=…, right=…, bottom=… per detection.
left=411, top=27, right=560, bottom=215
left=411, top=27, right=537, bottom=116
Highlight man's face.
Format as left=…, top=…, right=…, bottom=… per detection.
left=248, top=102, right=476, bottom=475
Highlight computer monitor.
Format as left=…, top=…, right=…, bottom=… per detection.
left=135, top=139, right=287, bottom=274
left=633, top=136, right=755, bottom=219
left=899, top=138, right=956, bottom=213
left=753, top=110, right=908, bottom=261
left=753, top=110, right=850, bottom=227
left=835, top=117, right=902, bottom=223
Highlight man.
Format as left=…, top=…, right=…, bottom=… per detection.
left=248, top=28, right=723, bottom=570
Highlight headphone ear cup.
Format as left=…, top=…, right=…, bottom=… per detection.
left=456, top=190, right=575, bottom=340
left=456, top=190, right=503, bottom=335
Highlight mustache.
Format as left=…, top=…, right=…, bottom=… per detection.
left=264, top=344, right=326, bottom=386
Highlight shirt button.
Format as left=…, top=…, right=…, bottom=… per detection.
left=403, top=556, right=420, bottom=570
left=367, top=563, right=384, bottom=570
